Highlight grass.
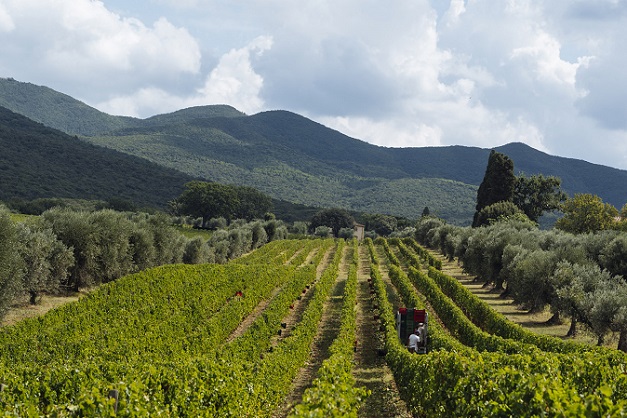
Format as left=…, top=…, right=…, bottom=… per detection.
left=174, top=225, right=213, bottom=240
left=1, top=291, right=87, bottom=327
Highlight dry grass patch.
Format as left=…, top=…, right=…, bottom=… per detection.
left=1, top=291, right=87, bottom=327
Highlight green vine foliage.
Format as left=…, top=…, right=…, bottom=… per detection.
left=2, top=237, right=627, bottom=416
left=375, top=238, right=627, bottom=417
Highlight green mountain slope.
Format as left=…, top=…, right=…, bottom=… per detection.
left=0, top=77, right=141, bottom=135
left=0, top=106, right=194, bottom=208
left=2, top=77, right=626, bottom=225
left=84, top=111, right=477, bottom=223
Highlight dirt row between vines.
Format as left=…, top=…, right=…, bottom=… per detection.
left=274, top=244, right=347, bottom=417
left=354, top=245, right=411, bottom=418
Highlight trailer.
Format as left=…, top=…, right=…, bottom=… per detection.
left=396, top=308, right=428, bottom=354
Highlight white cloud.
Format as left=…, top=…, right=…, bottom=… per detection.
left=443, top=0, right=467, bottom=26
left=0, top=4, right=14, bottom=32
left=510, top=30, right=593, bottom=88
left=319, top=116, right=443, bottom=148
left=0, top=0, right=200, bottom=97
left=98, top=36, right=272, bottom=116
left=196, top=36, right=272, bottom=114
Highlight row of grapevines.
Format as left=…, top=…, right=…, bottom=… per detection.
left=407, top=265, right=533, bottom=354
left=221, top=239, right=334, bottom=363
left=425, top=265, right=606, bottom=355
left=0, top=262, right=289, bottom=364
left=0, top=240, right=333, bottom=415
left=376, top=239, right=627, bottom=416
left=403, top=237, right=622, bottom=358
left=403, top=238, right=442, bottom=269
left=222, top=239, right=347, bottom=417
left=367, top=238, right=467, bottom=353
left=234, top=239, right=309, bottom=266
left=392, top=238, right=546, bottom=354
left=386, top=264, right=469, bottom=353
left=389, top=238, right=422, bottom=269
left=291, top=240, right=369, bottom=417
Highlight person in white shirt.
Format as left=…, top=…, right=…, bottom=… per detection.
left=408, top=327, right=421, bottom=353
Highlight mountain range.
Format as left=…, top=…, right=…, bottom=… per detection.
left=1, top=77, right=626, bottom=225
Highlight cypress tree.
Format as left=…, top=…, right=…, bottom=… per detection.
left=472, top=150, right=516, bottom=227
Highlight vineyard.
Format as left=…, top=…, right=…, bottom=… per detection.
left=1, top=237, right=627, bottom=417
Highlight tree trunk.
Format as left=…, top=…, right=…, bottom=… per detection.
left=499, top=287, right=510, bottom=299
left=566, top=316, right=577, bottom=337
left=29, top=290, right=38, bottom=305
left=545, top=312, right=562, bottom=325
left=597, top=334, right=605, bottom=346
left=492, top=278, right=505, bottom=294
left=618, top=331, right=627, bottom=352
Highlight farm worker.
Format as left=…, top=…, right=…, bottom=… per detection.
left=408, top=327, right=421, bottom=353
left=416, top=323, right=425, bottom=346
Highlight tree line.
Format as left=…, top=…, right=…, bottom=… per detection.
left=418, top=150, right=627, bottom=350
left=418, top=213, right=627, bottom=351
left=472, top=150, right=627, bottom=231
left=0, top=205, right=288, bottom=320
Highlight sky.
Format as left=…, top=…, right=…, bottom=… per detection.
left=1, top=0, right=627, bottom=170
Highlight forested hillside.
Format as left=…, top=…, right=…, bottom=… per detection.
left=2, top=77, right=627, bottom=224
left=0, top=106, right=193, bottom=209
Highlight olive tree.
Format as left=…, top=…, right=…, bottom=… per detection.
left=16, top=224, right=74, bottom=304
left=553, top=262, right=603, bottom=337
left=183, top=237, right=212, bottom=264
left=505, top=248, right=560, bottom=314
left=250, top=221, right=268, bottom=249
left=0, top=208, right=23, bottom=317
left=41, top=208, right=100, bottom=291
left=314, top=226, right=333, bottom=238
left=90, top=210, right=135, bottom=283
left=599, top=235, right=627, bottom=278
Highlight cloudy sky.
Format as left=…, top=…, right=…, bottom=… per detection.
left=1, top=0, right=626, bottom=170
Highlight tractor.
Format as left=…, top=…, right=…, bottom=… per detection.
left=396, top=307, right=428, bottom=354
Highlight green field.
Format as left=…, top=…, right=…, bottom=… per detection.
left=1, top=238, right=626, bottom=417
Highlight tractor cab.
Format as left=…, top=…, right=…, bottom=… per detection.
left=396, top=308, right=428, bottom=354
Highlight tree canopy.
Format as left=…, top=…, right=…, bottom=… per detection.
left=555, top=193, right=618, bottom=234
left=472, top=150, right=516, bottom=227
left=309, top=208, right=355, bottom=237
left=173, top=181, right=273, bottom=225
left=513, top=174, right=566, bottom=222
left=473, top=151, right=567, bottom=227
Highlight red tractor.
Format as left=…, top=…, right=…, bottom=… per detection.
left=396, top=308, right=428, bottom=354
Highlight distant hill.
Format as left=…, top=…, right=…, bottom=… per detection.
left=0, top=105, right=194, bottom=208
left=0, top=105, right=325, bottom=220
left=2, top=77, right=626, bottom=225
